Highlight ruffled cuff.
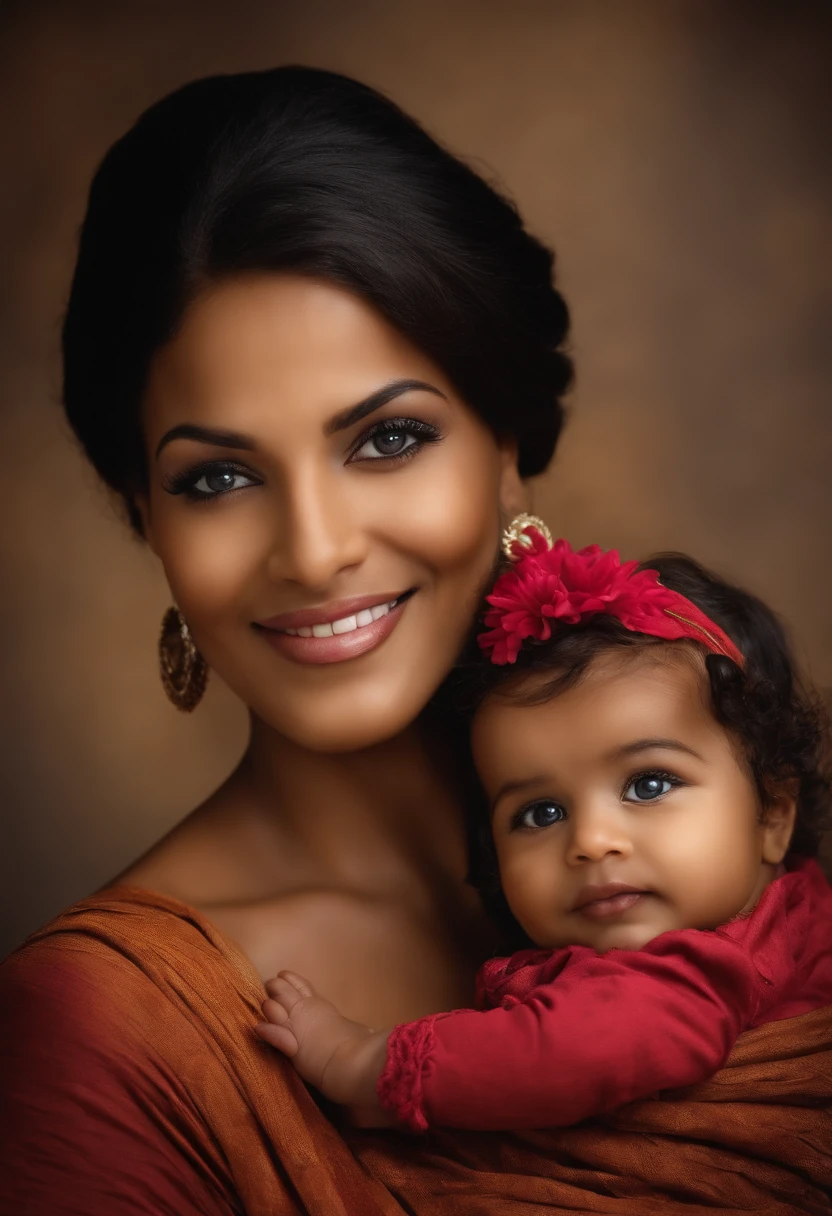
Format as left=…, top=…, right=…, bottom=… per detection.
left=376, top=1014, right=443, bottom=1133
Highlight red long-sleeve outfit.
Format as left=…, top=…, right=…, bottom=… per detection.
left=377, top=857, right=832, bottom=1131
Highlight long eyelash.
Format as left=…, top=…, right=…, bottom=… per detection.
left=162, top=460, right=257, bottom=502
left=349, top=417, right=443, bottom=462
left=163, top=418, right=442, bottom=502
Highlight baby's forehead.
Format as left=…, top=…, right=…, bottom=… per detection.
left=477, top=643, right=707, bottom=715
left=470, top=647, right=714, bottom=774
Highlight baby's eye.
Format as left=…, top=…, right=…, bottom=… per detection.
left=623, top=773, right=678, bottom=803
left=514, top=800, right=567, bottom=830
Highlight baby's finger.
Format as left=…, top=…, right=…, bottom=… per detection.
left=276, top=970, right=316, bottom=999
left=265, top=974, right=308, bottom=1012
left=254, top=1020, right=299, bottom=1057
left=261, top=996, right=289, bottom=1025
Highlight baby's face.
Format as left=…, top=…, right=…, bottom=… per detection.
left=470, top=650, right=795, bottom=953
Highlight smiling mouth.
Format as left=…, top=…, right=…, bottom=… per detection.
left=255, top=590, right=416, bottom=666
left=279, top=593, right=411, bottom=638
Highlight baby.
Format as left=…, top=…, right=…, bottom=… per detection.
left=255, top=520, right=832, bottom=1131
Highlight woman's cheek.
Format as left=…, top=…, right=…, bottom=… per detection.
left=381, top=440, right=503, bottom=574
left=153, top=502, right=268, bottom=639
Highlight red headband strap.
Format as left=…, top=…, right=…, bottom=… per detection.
left=478, top=529, right=744, bottom=668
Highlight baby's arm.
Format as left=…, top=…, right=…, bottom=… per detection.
left=254, top=972, right=391, bottom=1120
left=257, top=929, right=766, bottom=1133
left=378, top=930, right=766, bottom=1131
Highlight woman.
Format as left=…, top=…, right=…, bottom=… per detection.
left=5, top=66, right=830, bottom=1216
left=1, top=66, right=573, bottom=1213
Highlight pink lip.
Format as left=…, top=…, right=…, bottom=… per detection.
left=572, top=883, right=648, bottom=917
left=255, top=596, right=409, bottom=666
left=256, top=591, right=409, bottom=631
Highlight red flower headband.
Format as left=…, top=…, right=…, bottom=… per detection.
left=478, top=519, right=744, bottom=668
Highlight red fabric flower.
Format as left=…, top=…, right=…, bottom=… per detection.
left=477, top=533, right=741, bottom=666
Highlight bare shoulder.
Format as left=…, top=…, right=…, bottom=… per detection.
left=108, top=802, right=352, bottom=985
left=110, top=786, right=487, bottom=1025
left=113, top=776, right=294, bottom=909
left=113, top=810, right=236, bottom=906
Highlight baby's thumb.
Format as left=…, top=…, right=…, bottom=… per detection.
left=254, top=1019, right=299, bottom=1058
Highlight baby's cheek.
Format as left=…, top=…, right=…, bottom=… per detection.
left=498, top=851, right=560, bottom=943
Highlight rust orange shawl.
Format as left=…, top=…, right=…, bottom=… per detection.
left=1, top=887, right=830, bottom=1214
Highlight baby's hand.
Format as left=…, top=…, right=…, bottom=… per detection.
left=255, top=970, right=390, bottom=1112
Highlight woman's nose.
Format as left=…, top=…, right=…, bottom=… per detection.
left=564, top=807, right=633, bottom=866
left=266, top=468, right=369, bottom=591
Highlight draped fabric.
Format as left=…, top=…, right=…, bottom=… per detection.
left=1, top=886, right=830, bottom=1215
left=359, top=1006, right=832, bottom=1213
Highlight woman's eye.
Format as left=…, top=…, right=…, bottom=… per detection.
left=190, top=469, right=257, bottom=498
left=357, top=429, right=415, bottom=459
left=515, top=800, right=567, bottom=830
left=349, top=418, right=441, bottom=463
left=163, top=463, right=261, bottom=501
left=624, top=773, right=678, bottom=803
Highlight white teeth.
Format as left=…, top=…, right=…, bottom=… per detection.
left=282, top=597, right=402, bottom=638
left=332, top=614, right=358, bottom=635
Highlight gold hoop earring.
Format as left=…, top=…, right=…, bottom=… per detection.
left=501, top=513, right=553, bottom=561
left=159, top=607, right=208, bottom=712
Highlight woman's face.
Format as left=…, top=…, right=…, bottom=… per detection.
left=139, top=274, right=523, bottom=751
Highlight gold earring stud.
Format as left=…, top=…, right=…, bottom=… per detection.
left=158, top=606, right=208, bottom=712
left=501, top=513, right=553, bottom=561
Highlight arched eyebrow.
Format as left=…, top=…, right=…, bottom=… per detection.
left=154, top=424, right=255, bottom=458
left=324, top=379, right=447, bottom=435
left=154, top=378, right=447, bottom=459
left=606, top=738, right=704, bottom=763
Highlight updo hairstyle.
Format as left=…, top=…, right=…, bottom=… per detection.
left=61, top=65, right=573, bottom=535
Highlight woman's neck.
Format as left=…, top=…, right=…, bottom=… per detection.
left=115, top=701, right=477, bottom=926
left=213, top=707, right=472, bottom=904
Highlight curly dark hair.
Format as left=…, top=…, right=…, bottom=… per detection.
left=61, top=66, right=572, bottom=535
left=450, top=552, right=830, bottom=911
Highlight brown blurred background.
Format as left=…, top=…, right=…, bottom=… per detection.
left=1, top=0, right=830, bottom=955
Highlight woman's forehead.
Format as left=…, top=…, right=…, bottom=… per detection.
left=142, top=273, right=455, bottom=438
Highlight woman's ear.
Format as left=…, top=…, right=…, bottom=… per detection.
left=760, top=782, right=798, bottom=865
left=497, top=437, right=527, bottom=518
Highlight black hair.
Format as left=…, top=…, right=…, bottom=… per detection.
left=61, top=66, right=572, bottom=534
left=454, top=552, right=831, bottom=942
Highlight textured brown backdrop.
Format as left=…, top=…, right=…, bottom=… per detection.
left=1, top=0, right=830, bottom=954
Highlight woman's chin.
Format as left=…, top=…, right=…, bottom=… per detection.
left=295, top=718, right=408, bottom=755
left=251, top=687, right=432, bottom=754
